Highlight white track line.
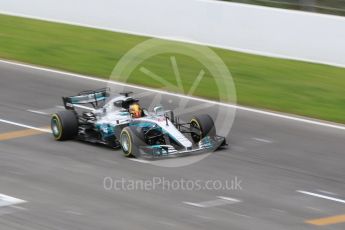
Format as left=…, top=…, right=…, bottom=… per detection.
left=0, top=118, right=51, bottom=133
left=183, top=196, right=241, bottom=208
left=316, top=190, right=338, bottom=196
left=183, top=202, right=206, bottom=208
left=128, top=158, right=150, bottom=164
left=27, top=105, right=89, bottom=115
left=26, top=109, right=49, bottom=115
left=0, top=194, right=27, bottom=207
left=252, top=137, right=272, bottom=143
left=1, top=59, right=345, bottom=131
left=217, top=196, right=241, bottom=202
left=297, top=190, right=345, bottom=204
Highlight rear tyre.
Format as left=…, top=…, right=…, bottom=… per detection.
left=120, top=126, right=145, bottom=157
left=51, top=110, right=79, bottom=141
left=190, top=114, right=216, bottom=143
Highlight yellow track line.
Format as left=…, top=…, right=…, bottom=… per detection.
left=0, top=127, right=49, bottom=141
left=306, top=214, right=345, bottom=226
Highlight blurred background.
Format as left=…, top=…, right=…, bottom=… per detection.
left=1, top=1, right=345, bottom=230
left=222, top=0, right=345, bottom=16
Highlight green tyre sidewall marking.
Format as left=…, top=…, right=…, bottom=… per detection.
left=120, top=129, right=133, bottom=157
left=190, top=118, right=202, bottom=142
left=51, top=114, right=63, bottom=140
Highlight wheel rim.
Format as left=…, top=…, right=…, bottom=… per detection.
left=121, top=133, right=130, bottom=152
left=51, top=118, right=60, bottom=137
left=191, top=120, right=202, bottom=143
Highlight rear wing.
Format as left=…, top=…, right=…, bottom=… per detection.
left=62, top=88, right=109, bottom=110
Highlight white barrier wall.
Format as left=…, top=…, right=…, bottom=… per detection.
left=1, top=0, right=345, bottom=67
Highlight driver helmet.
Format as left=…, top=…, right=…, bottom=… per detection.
left=129, top=103, right=142, bottom=118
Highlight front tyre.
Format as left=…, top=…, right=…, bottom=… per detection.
left=190, top=114, right=216, bottom=143
left=51, top=110, right=78, bottom=141
left=120, top=126, right=145, bottom=158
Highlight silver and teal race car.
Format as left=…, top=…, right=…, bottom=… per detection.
left=51, top=88, right=226, bottom=159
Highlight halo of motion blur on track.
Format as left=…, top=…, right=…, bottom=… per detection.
left=51, top=88, right=227, bottom=159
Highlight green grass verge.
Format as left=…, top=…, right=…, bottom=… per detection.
left=0, top=14, right=345, bottom=123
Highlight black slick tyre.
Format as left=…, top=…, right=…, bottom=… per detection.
left=190, top=114, right=216, bottom=143
left=51, top=110, right=79, bottom=141
left=120, top=126, right=145, bottom=157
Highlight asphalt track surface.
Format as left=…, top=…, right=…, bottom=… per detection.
left=0, top=61, right=345, bottom=230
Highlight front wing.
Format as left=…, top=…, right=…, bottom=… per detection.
left=138, top=135, right=226, bottom=160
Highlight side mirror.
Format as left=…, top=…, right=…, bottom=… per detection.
left=153, top=106, right=164, bottom=115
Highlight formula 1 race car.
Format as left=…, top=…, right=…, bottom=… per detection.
left=51, top=88, right=226, bottom=159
